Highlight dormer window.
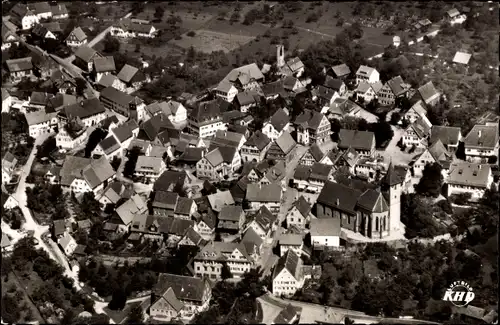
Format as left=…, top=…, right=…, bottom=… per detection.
left=472, top=171, right=478, bottom=176
left=458, top=169, right=463, bottom=175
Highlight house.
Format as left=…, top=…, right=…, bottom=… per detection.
left=49, top=71, right=77, bottom=95
left=266, top=131, right=297, bottom=165
left=59, top=155, right=116, bottom=194
left=218, top=205, right=245, bottom=232
left=193, top=241, right=253, bottom=280
left=50, top=4, right=69, bottom=19
left=299, top=143, right=333, bottom=166
left=355, top=80, right=383, bottom=103
left=1, top=233, right=13, bottom=253
left=354, top=157, right=386, bottom=182
left=323, top=76, right=347, bottom=95
left=97, top=181, right=133, bottom=208
left=405, top=100, right=427, bottom=124
left=128, top=213, right=193, bottom=240
left=93, top=56, right=116, bottom=82
left=245, top=206, right=277, bottom=239
left=116, top=64, right=147, bottom=93
left=212, top=130, right=247, bottom=151
left=413, top=140, right=452, bottom=177
left=214, top=81, right=238, bottom=102
left=149, top=273, right=211, bottom=322
left=2, top=192, right=19, bottom=210
left=2, top=153, right=18, bottom=184
left=174, top=197, right=197, bottom=220
left=6, top=57, right=34, bottom=81
left=58, top=232, right=77, bottom=256
left=66, top=27, right=87, bottom=47
left=153, top=170, right=189, bottom=193
left=99, top=86, right=144, bottom=118
left=315, top=181, right=400, bottom=239
left=310, top=218, right=341, bottom=250
left=188, top=100, right=226, bottom=138
left=74, top=46, right=102, bottom=72
left=113, top=194, right=148, bottom=230
left=2, top=89, right=12, bottom=113
left=327, top=63, right=351, bottom=79
left=240, top=227, right=264, bottom=260
left=328, top=98, right=363, bottom=119
left=110, top=119, right=140, bottom=152
left=241, top=131, right=272, bottom=163
left=377, top=76, right=411, bottom=106
left=196, top=148, right=225, bottom=181
left=152, top=191, right=179, bottom=217
left=453, top=51, right=472, bottom=65
left=28, top=2, right=52, bottom=20
left=259, top=160, right=287, bottom=191
left=283, top=76, right=304, bottom=92
left=272, top=249, right=306, bottom=297
left=285, top=196, right=312, bottom=230
left=235, top=91, right=260, bottom=113
left=2, top=22, right=19, bottom=51
left=445, top=8, right=461, bottom=21
left=355, top=65, right=380, bottom=85
left=56, top=119, right=90, bottom=150
left=430, top=125, right=462, bottom=153
left=447, top=163, right=493, bottom=200
left=272, top=304, right=302, bottom=324
left=312, top=85, right=339, bottom=110
left=9, top=3, right=39, bottom=30
left=31, top=24, right=57, bottom=40
left=195, top=209, right=217, bottom=240
left=280, top=56, right=305, bottom=78
left=463, top=123, right=499, bottom=162
left=246, top=183, right=282, bottom=214
left=261, top=80, right=286, bottom=100
left=222, top=63, right=265, bottom=91
left=164, top=101, right=187, bottom=123
left=25, top=110, right=58, bottom=137
left=111, top=19, right=157, bottom=38
left=338, top=129, right=376, bottom=157
left=59, top=98, right=107, bottom=127
left=336, top=147, right=360, bottom=174
left=293, top=109, right=331, bottom=145
left=262, top=108, right=290, bottom=141
left=307, top=163, right=334, bottom=193
left=402, top=117, right=432, bottom=150
left=135, top=156, right=166, bottom=183
left=418, top=81, right=441, bottom=106
left=207, top=190, right=235, bottom=213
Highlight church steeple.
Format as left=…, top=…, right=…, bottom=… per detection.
left=383, top=162, right=403, bottom=187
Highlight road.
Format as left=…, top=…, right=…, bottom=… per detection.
left=295, top=26, right=336, bottom=39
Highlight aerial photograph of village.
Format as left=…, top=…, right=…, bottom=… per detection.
left=1, top=1, right=498, bottom=324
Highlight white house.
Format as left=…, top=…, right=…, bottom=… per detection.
left=29, top=2, right=53, bottom=20
left=310, top=218, right=341, bottom=250
left=56, top=122, right=90, bottom=150
left=355, top=81, right=383, bottom=103
left=2, top=89, right=12, bottom=113
left=401, top=117, right=432, bottom=149
left=2, top=153, right=18, bottom=185
left=25, top=110, right=58, bottom=138
left=241, top=131, right=272, bottom=163
left=188, top=100, right=227, bottom=138
left=214, top=81, right=238, bottom=102
left=134, top=156, right=167, bottom=183
left=194, top=242, right=253, bottom=280
left=246, top=183, right=282, bottom=214
left=58, top=232, right=77, bottom=256
left=272, top=250, right=306, bottom=297
left=262, top=108, right=290, bottom=141
left=65, top=27, right=87, bottom=47
left=285, top=196, right=312, bottom=230
left=355, top=65, right=380, bottom=85
left=463, top=123, right=499, bottom=162
left=447, top=163, right=493, bottom=200
left=165, top=100, right=187, bottom=123
left=10, top=4, right=39, bottom=30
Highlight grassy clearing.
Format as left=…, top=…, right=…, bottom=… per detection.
left=172, top=29, right=255, bottom=53
left=1, top=272, right=45, bottom=323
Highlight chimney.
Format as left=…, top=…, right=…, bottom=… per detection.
left=80, top=101, right=84, bottom=106
left=336, top=198, right=340, bottom=206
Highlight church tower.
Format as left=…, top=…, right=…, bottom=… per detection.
left=382, top=162, right=403, bottom=232
left=276, top=44, right=285, bottom=68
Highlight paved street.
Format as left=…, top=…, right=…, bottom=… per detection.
left=375, top=125, right=418, bottom=166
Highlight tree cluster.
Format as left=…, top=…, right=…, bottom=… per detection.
left=25, top=182, right=68, bottom=220
left=401, top=193, right=446, bottom=239
left=330, top=117, right=394, bottom=148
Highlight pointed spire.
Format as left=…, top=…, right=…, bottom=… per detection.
left=384, top=162, right=403, bottom=186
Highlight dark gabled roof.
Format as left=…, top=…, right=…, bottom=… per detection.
left=338, top=129, right=375, bottom=151
left=275, top=131, right=296, bottom=154
left=62, top=98, right=105, bottom=119
left=430, top=125, right=461, bottom=146
left=268, top=108, right=289, bottom=132
left=117, top=64, right=139, bottom=83
left=241, top=227, right=263, bottom=249
left=153, top=191, right=179, bottom=209
left=51, top=4, right=68, bottom=16
left=190, top=99, right=224, bottom=125
left=309, top=162, right=333, bottom=181
left=244, top=131, right=271, bottom=151
left=331, top=63, right=351, bottom=77
left=418, top=81, right=440, bottom=104
left=29, top=91, right=51, bottom=106
left=68, top=27, right=87, bottom=42
left=317, top=181, right=363, bottom=215
left=112, top=120, right=139, bottom=143
left=236, top=90, right=260, bottom=106
left=273, top=249, right=301, bottom=280
left=308, top=143, right=326, bottom=162
left=294, top=109, right=326, bottom=131
left=323, top=76, right=344, bottom=91
left=53, top=219, right=66, bottom=237
left=292, top=196, right=311, bottom=217
left=99, top=136, right=119, bottom=155
left=261, top=80, right=285, bottom=97
left=210, top=144, right=237, bottom=164
left=356, top=189, right=388, bottom=213
left=273, top=304, right=302, bottom=324
left=140, top=114, right=174, bottom=141
left=31, top=2, right=51, bottom=14
left=178, top=147, right=204, bottom=163
left=174, top=197, right=194, bottom=215
left=154, top=273, right=207, bottom=302
left=6, top=57, right=33, bottom=72
left=383, top=163, right=404, bottom=186
left=386, top=75, right=409, bottom=96
left=153, top=170, right=187, bottom=192
left=218, top=205, right=244, bottom=222
left=464, top=124, right=499, bottom=149
left=74, top=46, right=100, bottom=63
left=253, top=206, right=276, bottom=232
left=93, top=56, right=116, bottom=73
left=293, top=165, right=311, bottom=181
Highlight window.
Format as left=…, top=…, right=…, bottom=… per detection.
left=375, top=217, right=379, bottom=231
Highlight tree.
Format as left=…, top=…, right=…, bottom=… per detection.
left=126, top=305, right=144, bottom=324
left=75, top=78, right=87, bottom=96
left=123, top=146, right=142, bottom=178
left=390, top=112, right=402, bottom=125
left=368, top=121, right=394, bottom=148
left=85, top=128, right=107, bottom=158
left=110, top=156, right=121, bottom=171
left=154, top=6, right=165, bottom=21
left=401, top=193, right=444, bottom=239
left=108, top=289, right=127, bottom=310
left=221, top=262, right=232, bottom=280
left=103, top=34, right=120, bottom=53
left=416, top=163, right=443, bottom=198
left=230, top=12, right=240, bottom=23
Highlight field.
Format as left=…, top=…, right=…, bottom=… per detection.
left=172, top=29, right=255, bottom=53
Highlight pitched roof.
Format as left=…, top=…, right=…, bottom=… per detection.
left=331, top=63, right=351, bottom=77
left=268, top=108, right=290, bottom=132
left=93, top=56, right=116, bottom=73
left=428, top=139, right=451, bottom=162
left=464, top=124, right=499, bottom=149
left=317, top=181, right=363, bottom=215
left=6, top=57, right=33, bottom=72
left=204, top=148, right=224, bottom=167
left=308, top=143, right=326, bottom=162
left=418, top=81, right=440, bottom=104
left=452, top=51, right=472, bottom=65
left=74, top=45, right=100, bottom=63
left=386, top=75, right=409, bottom=96
left=153, top=170, right=187, bottom=192
left=286, top=57, right=304, bottom=72
left=241, top=227, right=263, bottom=248
left=53, top=219, right=67, bottom=237
left=115, top=195, right=147, bottom=225
left=225, top=63, right=264, bottom=83
left=383, top=163, right=404, bottom=186
left=310, top=218, right=341, bottom=237
left=244, top=131, right=270, bottom=151
left=48, top=93, right=77, bottom=111
left=25, top=110, right=54, bottom=126
left=292, top=196, right=311, bottom=217
left=213, top=130, right=244, bottom=147
left=261, top=80, right=285, bottom=97
left=31, top=2, right=51, bottom=14
left=294, top=109, right=326, bottom=131
left=448, top=163, right=491, bottom=188
left=218, top=205, right=244, bottom=222
left=357, top=189, right=389, bottom=213
left=140, top=113, right=174, bottom=141
left=82, top=156, right=116, bottom=189
left=60, top=156, right=91, bottom=186
left=112, top=119, right=139, bottom=143
left=154, top=273, right=207, bottom=302
left=62, top=98, right=106, bottom=119
left=207, top=191, right=234, bottom=212
left=97, top=74, right=118, bottom=88
left=190, top=99, right=224, bottom=126
left=253, top=206, right=277, bottom=232
left=153, top=191, right=179, bottom=210
left=310, top=162, right=333, bottom=181
left=408, top=117, right=432, bottom=139
left=356, top=65, right=378, bottom=78
left=446, top=8, right=460, bottom=18
left=98, top=136, right=120, bottom=155
left=246, top=183, right=282, bottom=202
left=430, top=125, right=461, bottom=147
left=117, top=64, right=139, bottom=83
left=273, top=304, right=302, bottom=324
left=195, top=241, right=250, bottom=262
left=273, top=249, right=302, bottom=280
left=338, top=129, right=375, bottom=151
left=51, top=4, right=68, bottom=16
left=323, top=76, right=344, bottom=91
left=293, top=165, right=311, bottom=181
left=59, top=233, right=75, bottom=251
left=136, top=156, right=164, bottom=174
left=236, top=90, right=260, bottom=106
left=275, top=131, right=296, bottom=154
left=1, top=233, right=12, bottom=248
left=68, top=27, right=87, bottom=42
left=174, top=197, right=194, bottom=215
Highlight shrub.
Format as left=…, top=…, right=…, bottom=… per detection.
left=488, top=156, right=497, bottom=164
left=450, top=193, right=472, bottom=205
left=174, top=35, right=182, bottom=40
left=187, top=31, right=196, bottom=37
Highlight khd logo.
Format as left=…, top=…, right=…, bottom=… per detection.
left=442, top=281, right=475, bottom=307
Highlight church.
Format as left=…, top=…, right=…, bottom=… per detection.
left=314, top=163, right=403, bottom=239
